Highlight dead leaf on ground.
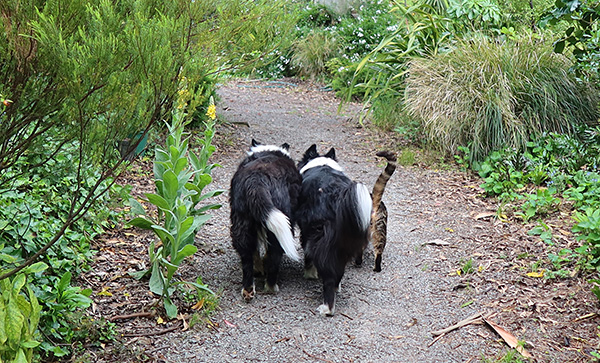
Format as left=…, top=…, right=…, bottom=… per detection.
left=474, top=211, right=496, bottom=220
left=482, top=316, right=533, bottom=358
left=423, top=239, right=450, bottom=246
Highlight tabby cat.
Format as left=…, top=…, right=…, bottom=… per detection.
left=355, top=150, right=397, bottom=272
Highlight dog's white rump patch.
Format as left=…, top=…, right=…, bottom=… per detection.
left=300, top=157, right=343, bottom=174
left=265, top=209, right=300, bottom=261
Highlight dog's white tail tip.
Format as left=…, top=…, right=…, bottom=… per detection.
left=266, top=209, right=300, bottom=261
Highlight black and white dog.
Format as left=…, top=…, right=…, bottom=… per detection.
left=230, top=139, right=302, bottom=302
left=295, top=144, right=372, bottom=316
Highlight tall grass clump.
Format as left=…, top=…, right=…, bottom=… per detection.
left=404, top=37, right=600, bottom=161
left=292, top=30, right=339, bottom=79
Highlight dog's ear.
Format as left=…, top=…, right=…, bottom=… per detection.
left=251, top=139, right=261, bottom=147
left=280, top=143, right=290, bottom=151
left=304, top=144, right=318, bottom=159
left=324, top=147, right=336, bottom=160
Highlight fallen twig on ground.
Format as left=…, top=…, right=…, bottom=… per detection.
left=122, top=321, right=182, bottom=337
left=110, top=311, right=155, bottom=321
left=429, top=312, right=485, bottom=347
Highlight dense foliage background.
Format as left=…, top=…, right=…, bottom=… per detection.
left=2, top=0, right=600, bottom=361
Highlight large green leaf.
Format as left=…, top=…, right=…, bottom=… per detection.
left=128, top=197, right=147, bottom=216
left=14, top=294, right=31, bottom=319
left=0, top=298, right=7, bottom=344
left=22, top=262, right=48, bottom=275
left=14, top=348, right=28, bottom=363
left=6, top=298, right=24, bottom=343
left=163, top=296, right=178, bottom=319
left=149, top=262, right=165, bottom=296
left=27, top=286, right=41, bottom=335
left=162, top=170, right=179, bottom=203
left=197, top=189, right=224, bottom=202
left=173, top=157, right=188, bottom=175
left=128, top=217, right=154, bottom=230
left=178, top=216, right=194, bottom=237
left=12, top=274, right=26, bottom=294
left=194, top=174, right=212, bottom=191
left=172, top=244, right=197, bottom=266
left=57, top=272, right=72, bottom=293
left=145, top=193, right=170, bottom=210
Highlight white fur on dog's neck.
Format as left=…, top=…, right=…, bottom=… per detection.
left=300, top=157, right=343, bottom=174
left=248, top=144, right=290, bottom=157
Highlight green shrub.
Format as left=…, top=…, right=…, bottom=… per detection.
left=292, top=30, right=339, bottom=79
left=447, top=0, right=504, bottom=33
left=515, top=187, right=560, bottom=222
left=296, top=3, right=337, bottom=29
left=333, top=1, right=397, bottom=63
left=405, top=37, right=599, bottom=161
left=572, top=208, right=600, bottom=269
left=128, top=108, right=220, bottom=319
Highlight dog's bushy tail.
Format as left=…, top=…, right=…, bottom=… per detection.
left=265, top=209, right=300, bottom=261
left=247, top=188, right=300, bottom=261
left=338, top=182, right=372, bottom=237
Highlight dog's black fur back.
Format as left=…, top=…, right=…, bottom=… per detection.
left=230, top=140, right=302, bottom=302
left=295, top=144, right=372, bottom=316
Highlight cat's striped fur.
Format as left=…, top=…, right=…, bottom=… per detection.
left=355, top=150, right=397, bottom=272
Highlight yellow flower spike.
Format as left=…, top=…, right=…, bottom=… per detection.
left=206, top=103, right=216, bottom=120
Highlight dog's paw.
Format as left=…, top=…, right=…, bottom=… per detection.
left=242, top=285, right=255, bottom=302
left=304, top=265, right=319, bottom=280
left=336, top=283, right=341, bottom=293
left=263, top=283, right=279, bottom=294
left=317, top=304, right=334, bottom=317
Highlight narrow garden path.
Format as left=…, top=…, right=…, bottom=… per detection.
left=151, top=80, right=504, bottom=362
left=90, top=80, right=598, bottom=362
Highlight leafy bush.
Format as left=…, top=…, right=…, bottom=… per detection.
left=447, top=0, right=504, bottom=33
left=332, top=1, right=397, bottom=63
left=0, top=262, right=46, bottom=363
left=573, top=208, right=600, bottom=270
left=2, top=0, right=299, bottom=358
left=128, top=108, right=221, bottom=318
left=405, top=37, right=599, bottom=161
left=515, top=187, right=560, bottom=222
left=472, top=123, right=600, bottom=283
left=542, top=0, right=600, bottom=82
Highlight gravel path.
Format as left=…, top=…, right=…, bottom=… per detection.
left=153, top=81, right=496, bottom=362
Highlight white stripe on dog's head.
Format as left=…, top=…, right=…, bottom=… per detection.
left=300, top=157, right=343, bottom=174
left=248, top=144, right=290, bottom=157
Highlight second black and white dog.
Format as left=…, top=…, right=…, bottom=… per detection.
left=295, top=144, right=372, bottom=316
left=230, top=140, right=302, bottom=302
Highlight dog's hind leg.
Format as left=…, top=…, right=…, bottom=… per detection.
left=239, top=252, right=256, bottom=302
left=263, top=252, right=282, bottom=293
left=317, top=277, right=337, bottom=317
left=353, top=250, right=363, bottom=267
left=231, top=219, right=258, bottom=302
left=263, top=237, right=283, bottom=293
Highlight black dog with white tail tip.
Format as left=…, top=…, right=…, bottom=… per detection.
left=295, top=144, right=372, bottom=316
left=230, top=139, right=302, bottom=302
